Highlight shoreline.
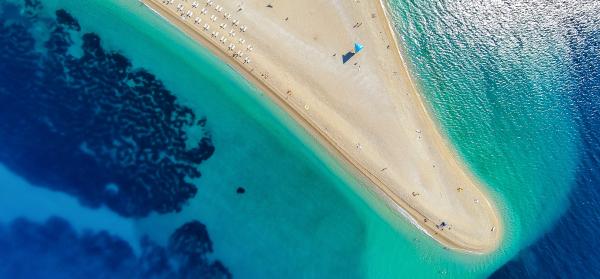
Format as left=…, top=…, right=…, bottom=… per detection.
left=373, top=0, right=505, bottom=250
left=140, top=0, right=502, bottom=253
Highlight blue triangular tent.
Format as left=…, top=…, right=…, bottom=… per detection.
left=354, top=43, right=364, bottom=53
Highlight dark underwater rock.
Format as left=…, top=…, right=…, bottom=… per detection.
left=0, top=5, right=214, bottom=218
left=0, top=217, right=231, bottom=279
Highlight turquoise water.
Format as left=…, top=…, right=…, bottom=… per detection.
left=387, top=0, right=594, bottom=276
left=0, top=0, right=590, bottom=278
left=388, top=0, right=580, bottom=251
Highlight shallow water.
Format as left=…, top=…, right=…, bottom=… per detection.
left=0, top=0, right=598, bottom=278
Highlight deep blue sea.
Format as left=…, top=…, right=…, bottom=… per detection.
left=491, top=12, right=600, bottom=278
left=0, top=0, right=599, bottom=278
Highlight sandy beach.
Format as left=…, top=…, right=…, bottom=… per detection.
left=141, top=0, right=502, bottom=253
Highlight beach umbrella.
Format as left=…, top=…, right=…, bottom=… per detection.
left=354, top=42, right=364, bottom=53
